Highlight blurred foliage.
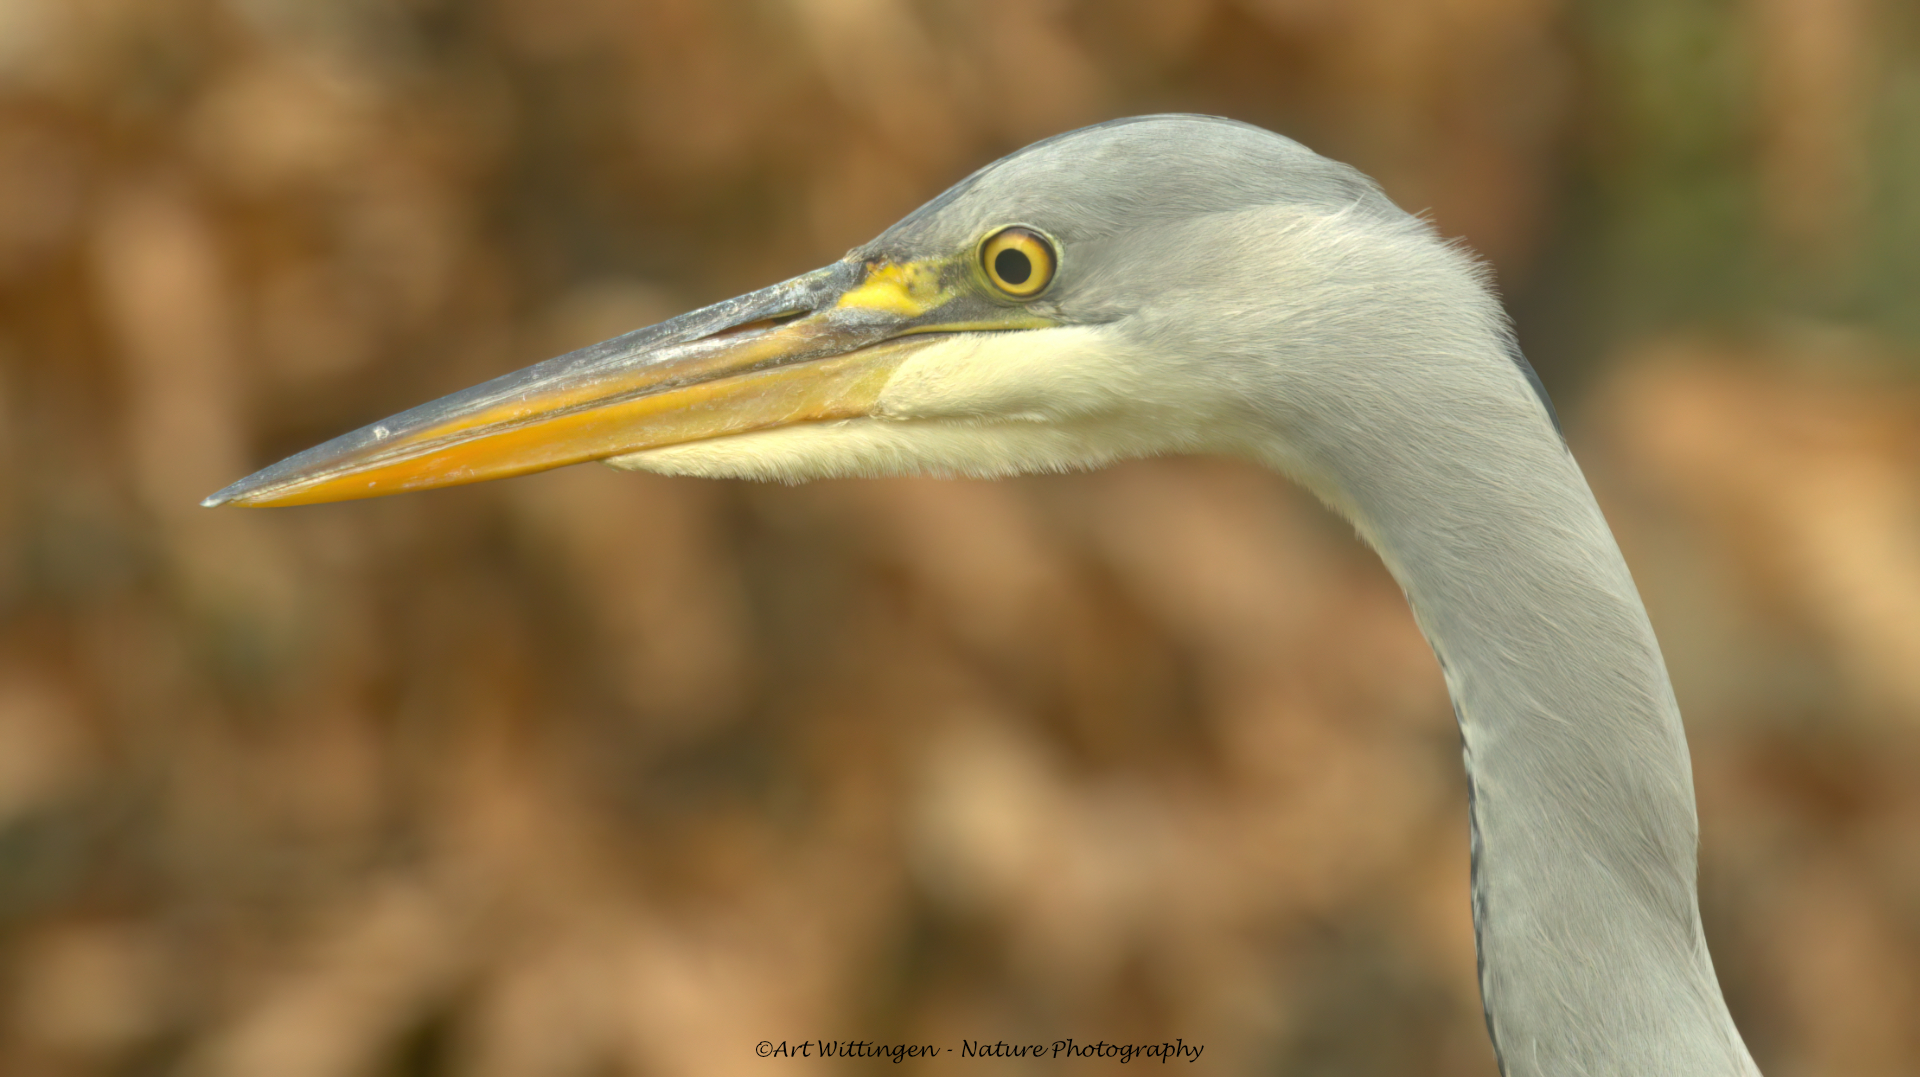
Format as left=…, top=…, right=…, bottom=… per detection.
left=1540, top=0, right=1920, bottom=372
left=0, top=1, right=1917, bottom=1076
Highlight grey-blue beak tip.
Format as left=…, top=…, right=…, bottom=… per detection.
left=201, top=482, right=245, bottom=508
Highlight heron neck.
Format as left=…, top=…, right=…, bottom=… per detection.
left=1274, top=346, right=1758, bottom=1076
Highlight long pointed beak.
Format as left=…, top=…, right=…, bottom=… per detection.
left=202, top=257, right=1008, bottom=508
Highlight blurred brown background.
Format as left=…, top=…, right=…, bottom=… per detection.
left=1, top=0, right=1918, bottom=1074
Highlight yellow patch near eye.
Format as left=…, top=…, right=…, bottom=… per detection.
left=980, top=226, right=1056, bottom=298
left=836, top=260, right=954, bottom=316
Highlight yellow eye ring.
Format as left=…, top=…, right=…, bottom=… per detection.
left=979, top=226, right=1056, bottom=298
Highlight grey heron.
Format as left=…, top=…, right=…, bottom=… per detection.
left=204, top=115, right=1760, bottom=1076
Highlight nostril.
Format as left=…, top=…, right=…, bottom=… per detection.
left=708, top=309, right=807, bottom=339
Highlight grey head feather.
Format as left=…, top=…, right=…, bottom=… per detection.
left=863, top=114, right=1562, bottom=433
left=867, top=114, right=1398, bottom=256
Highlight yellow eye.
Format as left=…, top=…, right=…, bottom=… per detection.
left=980, top=226, right=1056, bottom=298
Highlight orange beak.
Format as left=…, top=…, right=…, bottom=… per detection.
left=201, top=259, right=969, bottom=508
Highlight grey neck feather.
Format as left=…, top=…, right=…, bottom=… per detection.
left=1238, top=251, right=1760, bottom=1074
left=1361, top=398, right=1755, bottom=1077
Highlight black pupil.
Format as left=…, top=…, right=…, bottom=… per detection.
left=994, top=247, right=1033, bottom=286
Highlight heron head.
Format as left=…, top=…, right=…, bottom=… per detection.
left=203, top=115, right=1412, bottom=507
